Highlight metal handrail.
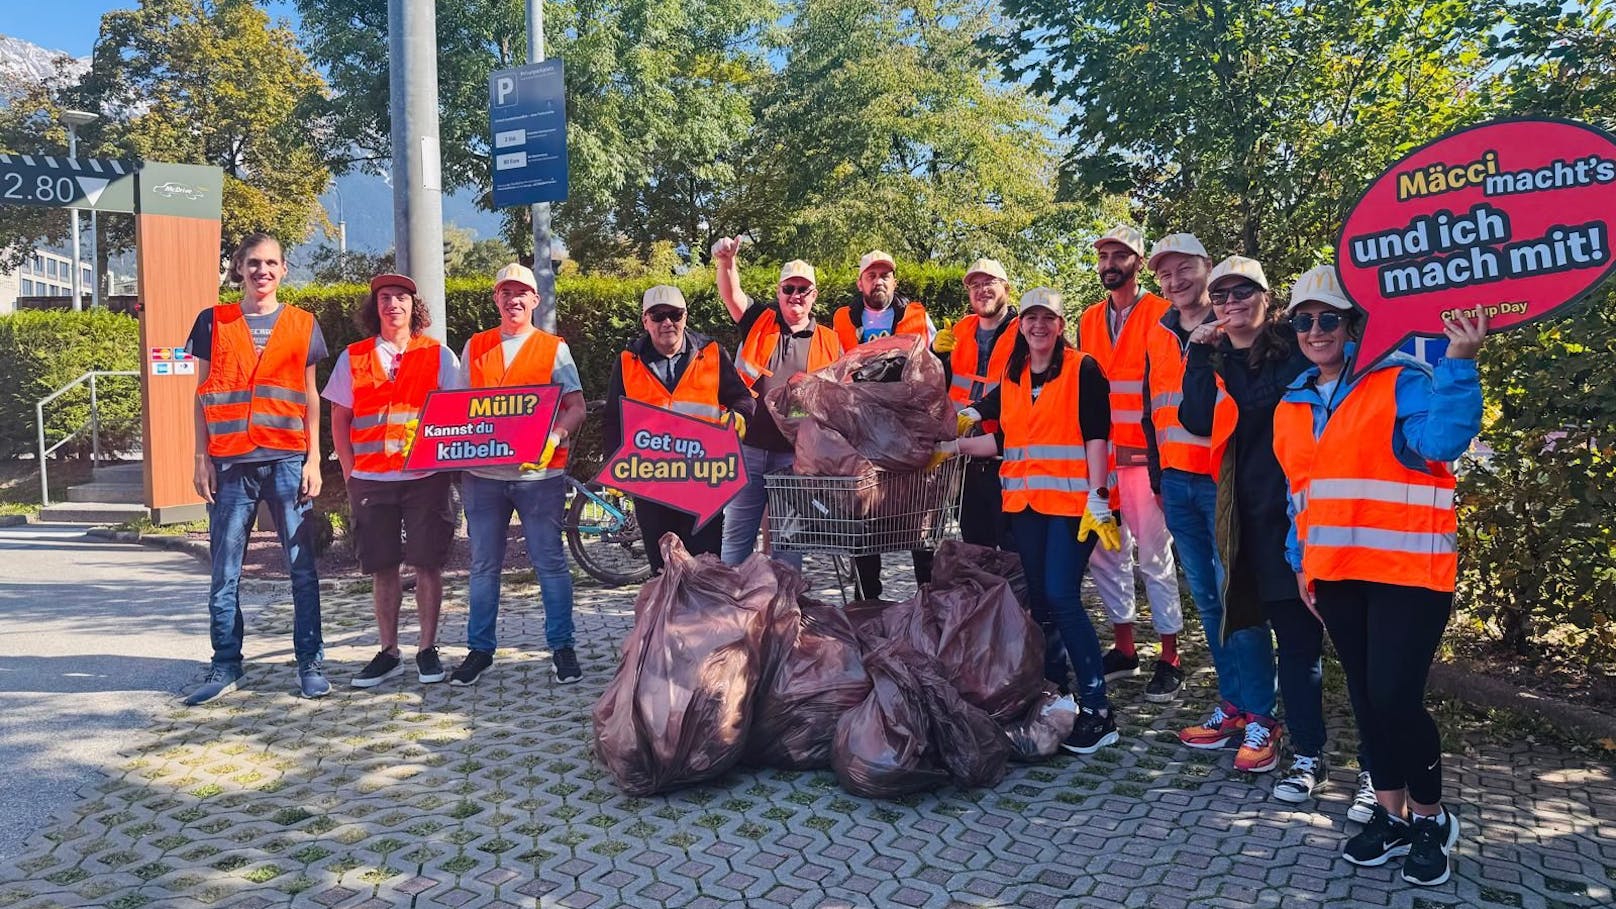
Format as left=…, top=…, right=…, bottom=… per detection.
left=36, top=370, right=139, bottom=506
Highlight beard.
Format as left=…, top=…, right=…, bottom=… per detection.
left=864, top=287, right=893, bottom=309
left=1099, top=266, right=1135, bottom=290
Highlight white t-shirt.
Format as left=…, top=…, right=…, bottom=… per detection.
left=321, top=338, right=464, bottom=482
left=458, top=331, right=584, bottom=481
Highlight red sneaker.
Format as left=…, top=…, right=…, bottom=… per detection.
left=1179, top=702, right=1248, bottom=749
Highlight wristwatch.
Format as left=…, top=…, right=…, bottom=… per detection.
left=1093, top=487, right=1110, bottom=500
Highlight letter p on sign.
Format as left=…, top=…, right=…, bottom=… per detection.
left=495, top=76, right=516, bottom=106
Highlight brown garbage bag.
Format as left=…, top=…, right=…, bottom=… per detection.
left=592, top=535, right=776, bottom=795
left=931, top=539, right=1030, bottom=608
left=917, top=551, right=1045, bottom=723
left=1003, top=687, right=1079, bottom=762
left=746, top=597, right=872, bottom=769
left=910, top=657, right=1011, bottom=787
left=831, top=639, right=949, bottom=798
left=797, top=335, right=954, bottom=473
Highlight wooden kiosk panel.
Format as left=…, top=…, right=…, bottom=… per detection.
left=133, top=164, right=223, bottom=523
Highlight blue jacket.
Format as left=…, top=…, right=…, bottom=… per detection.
left=1281, top=346, right=1482, bottom=573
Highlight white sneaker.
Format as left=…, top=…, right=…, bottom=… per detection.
left=1348, top=770, right=1377, bottom=824
left=1273, top=754, right=1324, bottom=803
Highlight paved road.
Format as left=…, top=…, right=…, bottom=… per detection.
left=0, top=524, right=209, bottom=862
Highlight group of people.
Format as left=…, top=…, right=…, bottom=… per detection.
left=184, top=223, right=1485, bottom=889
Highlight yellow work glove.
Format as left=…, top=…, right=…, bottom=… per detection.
left=1077, top=490, right=1122, bottom=551
left=399, top=418, right=420, bottom=457
left=956, top=407, right=981, bottom=437
left=926, top=438, right=960, bottom=470
left=932, top=319, right=958, bottom=354
left=723, top=411, right=748, bottom=440
left=522, top=432, right=563, bottom=472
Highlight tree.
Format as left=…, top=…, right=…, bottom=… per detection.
left=730, top=0, right=1066, bottom=277
left=83, top=0, right=338, bottom=258
left=458, top=236, right=518, bottom=278
left=996, top=0, right=1503, bottom=283
left=295, top=0, right=773, bottom=271
left=0, top=60, right=84, bottom=271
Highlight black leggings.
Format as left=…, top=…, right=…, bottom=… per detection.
left=1314, top=579, right=1452, bottom=806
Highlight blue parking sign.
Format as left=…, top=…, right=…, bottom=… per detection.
left=489, top=61, right=569, bottom=207
left=1400, top=335, right=1450, bottom=367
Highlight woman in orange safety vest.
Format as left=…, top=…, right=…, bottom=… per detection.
left=938, top=288, right=1123, bottom=756
left=1271, top=269, right=1487, bottom=888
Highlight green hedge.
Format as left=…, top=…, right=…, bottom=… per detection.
left=0, top=310, right=143, bottom=459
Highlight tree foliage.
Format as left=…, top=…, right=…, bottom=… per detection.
left=0, top=60, right=86, bottom=270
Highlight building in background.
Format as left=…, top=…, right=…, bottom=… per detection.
left=0, top=246, right=97, bottom=314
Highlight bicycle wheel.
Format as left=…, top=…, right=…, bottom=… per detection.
left=566, top=483, right=654, bottom=586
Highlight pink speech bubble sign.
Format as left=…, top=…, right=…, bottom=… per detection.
left=1337, top=118, right=1616, bottom=376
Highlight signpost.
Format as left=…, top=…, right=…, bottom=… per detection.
left=402, top=385, right=562, bottom=473
left=488, top=60, right=570, bottom=208
left=595, top=400, right=749, bottom=530
left=0, top=154, right=137, bottom=212
left=1337, top=117, right=1616, bottom=376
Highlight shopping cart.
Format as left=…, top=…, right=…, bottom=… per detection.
left=764, top=457, right=967, bottom=601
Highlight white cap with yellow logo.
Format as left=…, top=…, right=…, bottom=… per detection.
left=1093, top=225, right=1147, bottom=258
left=642, top=284, right=688, bottom=312
left=1208, top=256, right=1270, bottom=292
left=494, top=263, right=539, bottom=293
left=779, top=260, right=817, bottom=286
left=963, top=258, right=1009, bottom=285
left=859, top=249, right=897, bottom=274
left=1286, top=265, right=1354, bottom=313
left=1018, top=287, right=1064, bottom=316
left=1147, top=233, right=1209, bottom=270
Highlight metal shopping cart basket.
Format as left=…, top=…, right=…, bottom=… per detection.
left=764, top=456, right=966, bottom=600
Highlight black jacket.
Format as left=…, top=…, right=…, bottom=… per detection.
left=602, top=329, right=755, bottom=453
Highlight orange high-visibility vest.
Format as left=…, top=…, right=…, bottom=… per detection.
left=620, top=340, right=726, bottom=423
left=949, top=314, right=1018, bottom=406
left=832, top=300, right=929, bottom=351
left=1272, top=368, right=1458, bottom=592
left=735, top=308, right=842, bottom=388
left=348, top=335, right=443, bottom=474
left=1078, top=292, right=1171, bottom=450
left=467, top=327, right=570, bottom=469
left=1144, top=320, right=1237, bottom=477
left=196, top=304, right=314, bottom=458
left=999, top=346, right=1098, bottom=518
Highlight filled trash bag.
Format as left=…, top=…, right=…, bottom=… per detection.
left=592, top=535, right=776, bottom=795
left=911, top=657, right=1011, bottom=787
left=746, top=596, right=872, bottom=770
left=930, top=539, right=1030, bottom=608
left=831, top=639, right=949, bottom=798
left=1003, top=688, right=1079, bottom=762
left=918, top=542, right=1046, bottom=723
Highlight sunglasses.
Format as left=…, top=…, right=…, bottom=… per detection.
left=1290, top=312, right=1344, bottom=333
left=1210, top=283, right=1263, bottom=305
left=647, top=308, right=685, bottom=323
left=780, top=284, right=814, bottom=297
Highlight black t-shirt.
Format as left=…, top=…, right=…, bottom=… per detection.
left=186, top=305, right=329, bottom=464
left=736, top=302, right=821, bottom=453
left=975, top=353, right=1111, bottom=443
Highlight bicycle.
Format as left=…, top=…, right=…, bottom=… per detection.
left=562, top=477, right=652, bottom=587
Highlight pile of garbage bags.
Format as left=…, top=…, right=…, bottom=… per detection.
left=592, top=538, right=1080, bottom=799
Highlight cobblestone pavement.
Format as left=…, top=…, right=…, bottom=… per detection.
left=1, top=558, right=1612, bottom=909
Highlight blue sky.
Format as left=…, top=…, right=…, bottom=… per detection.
left=10, top=1, right=299, bottom=57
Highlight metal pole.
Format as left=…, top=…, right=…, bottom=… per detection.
left=37, top=401, right=49, bottom=507
left=90, top=373, right=101, bottom=464
left=388, top=0, right=448, bottom=341
left=90, top=210, right=101, bottom=309
left=68, top=124, right=83, bottom=312
left=332, top=181, right=347, bottom=254
left=528, top=0, right=558, bottom=333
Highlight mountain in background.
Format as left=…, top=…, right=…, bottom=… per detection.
left=0, top=34, right=88, bottom=94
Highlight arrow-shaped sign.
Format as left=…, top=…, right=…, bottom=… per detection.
left=595, top=399, right=748, bottom=529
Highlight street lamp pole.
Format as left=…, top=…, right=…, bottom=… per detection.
left=62, top=109, right=99, bottom=312
left=528, top=0, right=557, bottom=333
left=331, top=180, right=347, bottom=254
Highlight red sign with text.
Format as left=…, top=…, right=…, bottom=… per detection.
left=1338, top=117, right=1616, bottom=375
left=402, top=384, right=561, bottom=472
left=595, top=399, right=748, bottom=529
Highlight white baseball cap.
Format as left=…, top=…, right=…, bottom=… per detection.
left=494, top=263, right=538, bottom=293
left=1147, top=233, right=1209, bottom=270
left=779, top=260, right=817, bottom=286
left=1208, top=256, right=1270, bottom=292
left=1093, top=225, right=1147, bottom=258
left=1286, top=265, right=1354, bottom=313
left=963, top=258, right=1009, bottom=285
left=1018, top=287, right=1064, bottom=316
left=859, top=249, right=897, bottom=274
left=642, top=284, right=688, bottom=312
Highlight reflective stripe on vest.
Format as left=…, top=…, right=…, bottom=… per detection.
left=832, top=300, right=930, bottom=351
left=1271, top=367, right=1459, bottom=591
left=1144, top=319, right=1236, bottom=477
left=735, top=309, right=841, bottom=389
left=464, top=328, right=569, bottom=469
left=195, top=304, right=315, bottom=458
left=948, top=314, right=1018, bottom=406
left=619, top=341, right=727, bottom=425
left=348, top=335, right=443, bottom=473
left=1078, top=293, right=1170, bottom=450
left=998, top=346, right=1095, bottom=517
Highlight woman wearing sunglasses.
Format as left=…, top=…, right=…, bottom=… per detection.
left=1182, top=258, right=1369, bottom=811
left=1271, top=265, right=1486, bottom=887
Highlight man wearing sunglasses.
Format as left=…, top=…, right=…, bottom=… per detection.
left=940, top=258, right=1019, bottom=549
left=1077, top=225, right=1185, bottom=699
left=711, top=237, right=844, bottom=568
left=603, top=284, right=756, bottom=574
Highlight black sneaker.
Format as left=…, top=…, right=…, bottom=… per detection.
left=1101, top=648, right=1141, bottom=681
left=450, top=650, right=494, bottom=686
left=1143, top=660, right=1183, bottom=702
left=351, top=650, right=403, bottom=689
left=553, top=647, right=582, bottom=685
left=1343, top=804, right=1412, bottom=866
left=1402, top=811, right=1460, bottom=886
left=416, top=647, right=447, bottom=684
left=1273, top=753, right=1326, bottom=804
left=1060, top=705, right=1120, bottom=755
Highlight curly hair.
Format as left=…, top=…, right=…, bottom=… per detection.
left=355, top=285, right=431, bottom=337
left=227, top=232, right=283, bottom=284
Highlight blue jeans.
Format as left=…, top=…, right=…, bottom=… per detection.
left=720, top=444, right=802, bottom=570
left=463, top=474, right=574, bottom=652
left=1161, top=469, right=1276, bottom=716
left=1008, top=510, right=1106, bottom=711
left=207, top=457, right=322, bottom=667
